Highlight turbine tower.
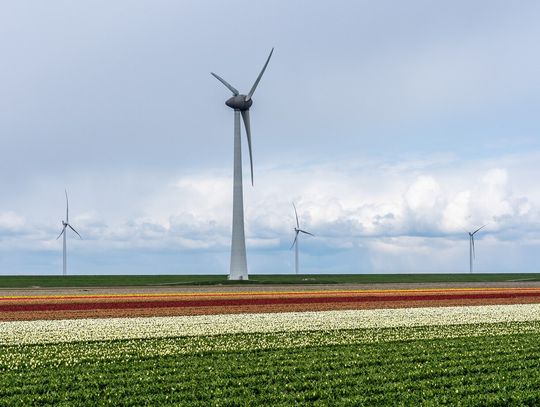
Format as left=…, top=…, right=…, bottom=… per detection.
left=211, top=48, right=274, bottom=280
left=468, top=224, right=486, bottom=273
left=56, top=190, right=82, bottom=276
left=290, top=203, right=314, bottom=275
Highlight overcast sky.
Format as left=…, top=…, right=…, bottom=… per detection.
left=1, top=1, right=539, bottom=275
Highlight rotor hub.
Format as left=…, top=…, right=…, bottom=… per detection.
left=226, top=95, right=252, bottom=111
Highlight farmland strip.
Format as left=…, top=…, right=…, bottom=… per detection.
left=3, top=290, right=540, bottom=313
left=2, top=304, right=540, bottom=345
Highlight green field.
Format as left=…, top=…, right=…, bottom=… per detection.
left=1, top=273, right=540, bottom=288
left=2, top=325, right=540, bottom=405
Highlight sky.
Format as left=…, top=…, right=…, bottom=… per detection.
left=1, top=1, right=539, bottom=275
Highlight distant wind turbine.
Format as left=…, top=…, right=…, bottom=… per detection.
left=56, top=190, right=82, bottom=276
left=211, top=48, right=274, bottom=280
left=290, top=203, right=314, bottom=275
left=467, top=224, right=486, bottom=273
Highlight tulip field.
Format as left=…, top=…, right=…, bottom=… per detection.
left=2, top=284, right=540, bottom=405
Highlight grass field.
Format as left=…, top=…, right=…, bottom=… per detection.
left=1, top=273, right=540, bottom=288
left=2, top=326, right=540, bottom=405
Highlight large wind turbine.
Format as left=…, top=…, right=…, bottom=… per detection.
left=211, top=48, right=274, bottom=280
left=290, top=203, right=314, bottom=275
left=56, top=190, right=82, bottom=276
left=468, top=224, right=486, bottom=273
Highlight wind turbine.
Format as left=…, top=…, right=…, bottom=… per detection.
left=56, top=190, right=82, bottom=276
left=290, top=203, right=314, bottom=275
left=211, top=48, right=274, bottom=280
left=467, top=224, right=486, bottom=273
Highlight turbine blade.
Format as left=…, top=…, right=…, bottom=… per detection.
left=292, top=202, right=299, bottom=228
left=290, top=231, right=299, bottom=249
left=472, top=235, right=475, bottom=259
left=68, top=224, right=82, bottom=239
left=65, top=189, right=69, bottom=223
left=56, top=225, right=67, bottom=240
left=299, top=229, right=314, bottom=237
left=241, top=110, right=254, bottom=185
left=472, top=224, right=487, bottom=235
left=210, top=72, right=239, bottom=95
left=246, top=48, right=274, bottom=101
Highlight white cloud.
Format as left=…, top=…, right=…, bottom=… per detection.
left=6, top=153, right=540, bottom=245
left=0, top=211, right=25, bottom=231
left=1, top=152, right=539, bottom=273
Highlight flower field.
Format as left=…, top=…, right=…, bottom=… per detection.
left=2, top=286, right=540, bottom=321
left=2, top=303, right=540, bottom=345
left=2, top=285, right=540, bottom=405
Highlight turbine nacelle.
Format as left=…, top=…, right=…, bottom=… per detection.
left=226, top=95, right=253, bottom=111
left=291, top=203, right=314, bottom=249
left=212, top=48, right=273, bottom=187
left=57, top=191, right=82, bottom=241
left=467, top=224, right=487, bottom=273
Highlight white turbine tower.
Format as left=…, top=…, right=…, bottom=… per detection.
left=290, top=203, right=314, bottom=275
left=56, top=190, right=82, bottom=276
left=467, top=224, right=486, bottom=273
left=211, top=48, right=274, bottom=280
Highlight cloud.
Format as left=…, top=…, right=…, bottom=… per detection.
left=1, top=151, right=539, bottom=274
left=3, top=152, right=539, bottom=247
left=0, top=212, right=25, bottom=235
left=403, top=176, right=443, bottom=233
left=1, top=1, right=539, bottom=273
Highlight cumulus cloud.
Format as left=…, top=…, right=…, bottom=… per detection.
left=1, top=151, right=539, bottom=274
left=4, top=154, right=539, bottom=248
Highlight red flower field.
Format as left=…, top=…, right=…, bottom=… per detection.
left=2, top=287, right=540, bottom=321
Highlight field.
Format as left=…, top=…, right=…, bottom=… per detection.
left=2, top=273, right=540, bottom=288
left=2, top=280, right=540, bottom=405
left=2, top=326, right=540, bottom=405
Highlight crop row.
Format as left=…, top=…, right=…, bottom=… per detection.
left=2, top=303, right=540, bottom=345
left=4, top=288, right=540, bottom=307
left=4, top=287, right=540, bottom=321
left=2, top=321, right=540, bottom=372
left=1, top=328, right=539, bottom=405
left=3, top=290, right=540, bottom=312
